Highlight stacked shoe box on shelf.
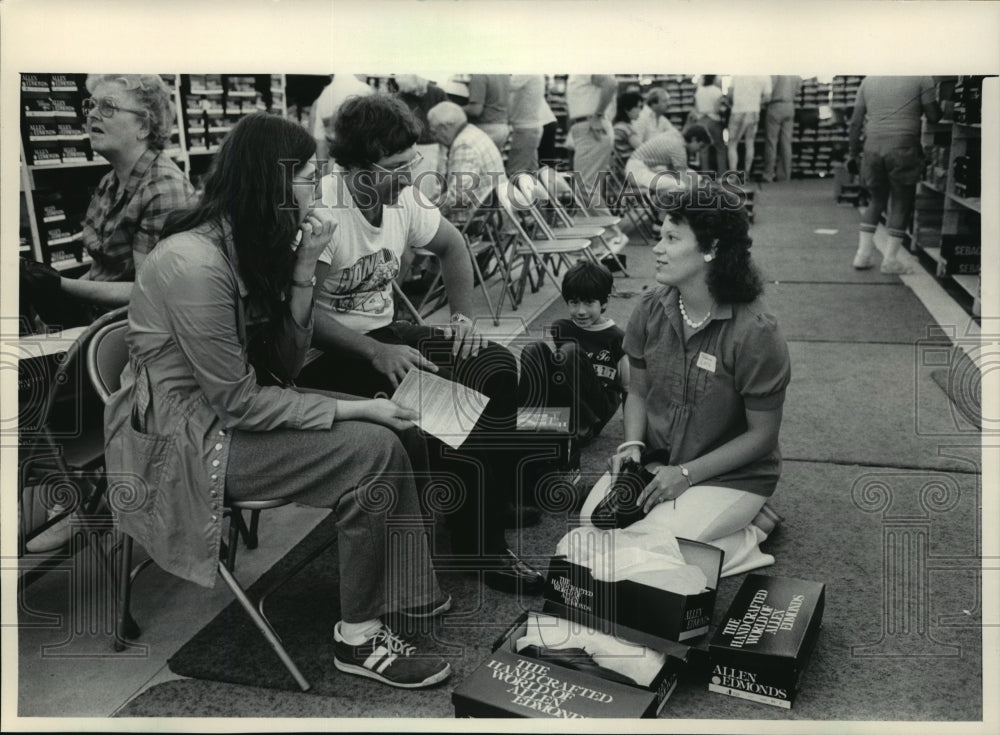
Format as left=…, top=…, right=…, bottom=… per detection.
left=269, top=74, right=285, bottom=115
left=651, top=75, right=695, bottom=131
left=23, top=74, right=65, bottom=167
left=952, top=75, right=984, bottom=126
left=912, top=189, right=944, bottom=251
left=185, top=74, right=225, bottom=153
left=545, top=75, right=570, bottom=171
left=830, top=75, right=863, bottom=109
left=453, top=533, right=724, bottom=717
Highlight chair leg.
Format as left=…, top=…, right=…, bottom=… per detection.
left=247, top=509, right=261, bottom=550
left=113, top=533, right=141, bottom=650
left=595, top=235, right=630, bottom=277
left=257, top=535, right=338, bottom=626
left=468, top=250, right=500, bottom=327
left=217, top=560, right=311, bottom=692
left=225, top=510, right=240, bottom=572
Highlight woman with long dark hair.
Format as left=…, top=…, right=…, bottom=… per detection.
left=104, top=113, right=451, bottom=689
left=580, top=184, right=791, bottom=576
left=612, top=91, right=643, bottom=161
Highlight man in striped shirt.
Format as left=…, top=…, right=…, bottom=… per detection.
left=427, top=101, right=505, bottom=225
left=624, top=123, right=711, bottom=193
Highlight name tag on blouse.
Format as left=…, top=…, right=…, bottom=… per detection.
left=697, top=351, right=717, bottom=373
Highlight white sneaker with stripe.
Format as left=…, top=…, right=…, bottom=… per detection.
left=333, top=623, right=451, bottom=689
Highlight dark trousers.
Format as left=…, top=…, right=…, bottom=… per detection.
left=517, top=341, right=620, bottom=440
left=538, top=121, right=560, bottom=168
left=298, top=321, right=519, bottom=559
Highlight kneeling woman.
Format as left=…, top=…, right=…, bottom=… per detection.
left=105, top=114, right=450, bottom=689
left=580, top=185, right=791, bottom=576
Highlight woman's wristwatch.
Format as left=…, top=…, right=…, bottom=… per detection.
left=676, top=464, right=693, bottom=486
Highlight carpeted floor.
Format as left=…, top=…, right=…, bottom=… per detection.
left=781, top=341, right=980, bottom=472
left=120, top=461, right=982, bottom=721
left=115, top=179, right=984, bottom=721
left=753, top=244, right=901, bottom=284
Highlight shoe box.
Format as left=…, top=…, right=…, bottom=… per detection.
left=707, top=574, right=825, bottom=709
left=515, top=406, right=579, bottom=502
left=452, top=610, right=689, bottom=718
left=542, top=537, right=724, bottom=643
left=940, top=233, right=981, bottom=275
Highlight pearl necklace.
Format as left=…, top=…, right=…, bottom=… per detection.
left=679, top=294, right=711, bottom=329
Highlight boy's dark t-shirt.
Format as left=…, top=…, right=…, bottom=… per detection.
left=550, top=318, right=626, bottom=394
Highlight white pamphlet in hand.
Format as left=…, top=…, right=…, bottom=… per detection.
left=391, top=368, right=490, bottom=449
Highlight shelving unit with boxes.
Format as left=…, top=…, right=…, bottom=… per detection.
left=19, top=73, right=287, bottom=272
left=790, top=75, right=861, bottom=179
left=544, top=74, right=570, bottom=169
left=181, top=74, right=286, bottom=185
left=910, top=75, right=983, bottom=313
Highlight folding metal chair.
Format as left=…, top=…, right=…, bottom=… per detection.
left=494, top=177, right=592, bottom=309
left=514, top=173, right=630, bottom=276
left=605, top=152, right=660, bottom=245
left=19, top=306, right=128, bottom=571
left=403, top=189, right=512, bottom=325
left=87, top=319, right=315, bottom=692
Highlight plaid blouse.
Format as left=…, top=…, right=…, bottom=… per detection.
left=81, top=148, right=194, bottom=282
left=442, top=123, right=504, bottom=223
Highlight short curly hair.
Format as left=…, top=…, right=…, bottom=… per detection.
left=85, top=74, right=175, bottom=151
left=664, top=183, right=764, bottom=303
left=329, top=93, right=422, bottom=169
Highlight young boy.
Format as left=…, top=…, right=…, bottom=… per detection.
left=518, top=260, right=629, bottom=445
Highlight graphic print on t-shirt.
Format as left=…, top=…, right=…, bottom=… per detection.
left=327, top=247, right=399, bottom=317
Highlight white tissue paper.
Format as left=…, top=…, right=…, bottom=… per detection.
left=555, top=526, right=707, bottom=595
left=515, top=611, right=666, bottom=687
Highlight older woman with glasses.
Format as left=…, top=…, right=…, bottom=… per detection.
left=22, top=74, right=193, bottom=329
left=21, top=74, right=195, bottom=555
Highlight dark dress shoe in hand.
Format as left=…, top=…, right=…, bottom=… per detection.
left=483, top=550, right=546, bottom=595
left=503, top=501, right=542, bottom=528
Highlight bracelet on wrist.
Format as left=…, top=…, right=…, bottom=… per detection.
left=616, top=440, right=646, bottom=454
left=676, top=464, right=693, bottom=486
left=291, top=275, right=316, bottom=288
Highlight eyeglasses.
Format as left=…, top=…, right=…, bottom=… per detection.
left=82, top=96, right=148, bottom=120
left=371, top=151, right=423, bottom=175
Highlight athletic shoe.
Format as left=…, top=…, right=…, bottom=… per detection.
left=333, top=623, right=451, bottom=689
left=852, top=250, right=875, bottom=270
left=399, top=595, right=452, bottom=619
left=25, top=506, right=73, bottom=553
left=879, top=259, right=913, bottom=275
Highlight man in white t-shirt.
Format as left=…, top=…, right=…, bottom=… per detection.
left=298, top=94, right=546, bottom=595
left=308, top=74, right=374, bottom=168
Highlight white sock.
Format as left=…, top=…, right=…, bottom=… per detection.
left=336, top=619, right=383, bottom=645
left=857, top=229, right=875, bottom=257
left=884, top=235, right=904, bottom=262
